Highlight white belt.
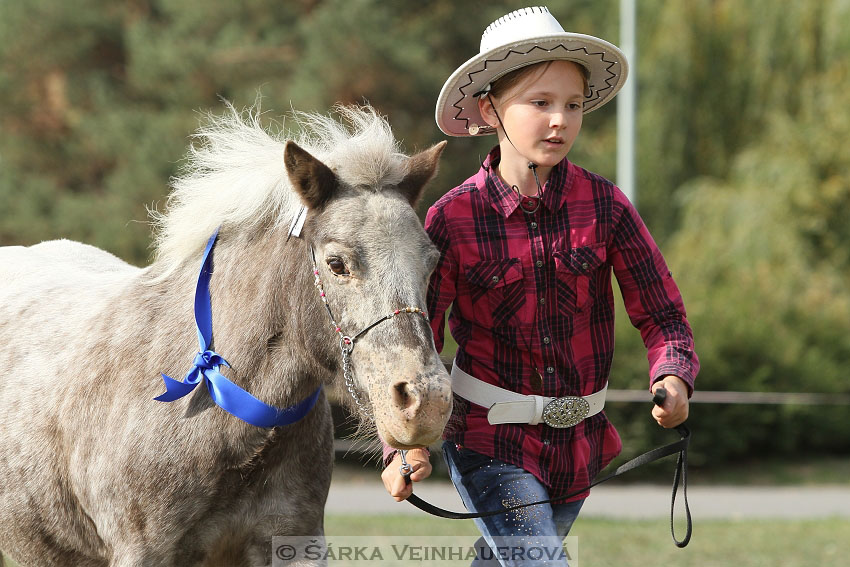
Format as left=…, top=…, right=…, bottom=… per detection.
left=451, top=360, right=607, bottom=428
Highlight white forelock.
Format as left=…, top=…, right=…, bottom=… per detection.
left=150, top=101, right=407, bottom=270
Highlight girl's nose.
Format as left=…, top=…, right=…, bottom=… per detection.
left=549, top=110, right=566, bottom=129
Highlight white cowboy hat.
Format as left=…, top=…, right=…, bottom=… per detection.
left=435, top=6, right=629, bottom=137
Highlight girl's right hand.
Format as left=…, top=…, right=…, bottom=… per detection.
left=381, top=447, right=432, bottom=502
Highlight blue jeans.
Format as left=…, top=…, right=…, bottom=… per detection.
left=442, top=441, right=584, bottom=567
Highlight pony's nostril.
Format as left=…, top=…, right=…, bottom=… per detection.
left=391, top=380, right=419, bottom=412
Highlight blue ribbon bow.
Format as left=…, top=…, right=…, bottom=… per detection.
left=155, top=228, right=321, bottom=428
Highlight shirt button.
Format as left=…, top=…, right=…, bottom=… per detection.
left=539, top=297, right=545, bottom=305
left=530, top=222, right=538, bottom=229
left=543, top=337, right=551, bottom=344
left=491, top=275, right=500, bottom=283
left=546, top=366, right=555, bottom=374
left=581, top=262, right=590, bottom=271
left=543, top=439, right=551, bottom=446
left=536, top=260, right=544, bottom=268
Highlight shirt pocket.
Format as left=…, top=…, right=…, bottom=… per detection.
left=553, top=244, right=607, bottom=316
left=463, top=258, right=526, bottom=328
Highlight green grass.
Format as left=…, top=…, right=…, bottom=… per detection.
left=326, top=514, right=850, bottom=567
left=4, top=515, right=845, bottom=566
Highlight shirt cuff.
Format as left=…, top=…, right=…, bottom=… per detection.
left=651, top=366, right=695, bottom=397
left=382, top=442, right=397, bottom=468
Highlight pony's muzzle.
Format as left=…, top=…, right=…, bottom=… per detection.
left=380, top=372, right=452, bottom=448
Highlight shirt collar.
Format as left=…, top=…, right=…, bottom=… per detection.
left=478, top=146, right=575, bottom=218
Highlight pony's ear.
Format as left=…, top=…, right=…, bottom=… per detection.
left=283, top=141, right=339, bottom=210
left=396, top=141, right=447, bottom=207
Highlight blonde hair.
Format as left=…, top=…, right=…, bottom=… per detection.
left=150, top=101, right=406, bottom=271
left=489, top=60, right=589, bottom=101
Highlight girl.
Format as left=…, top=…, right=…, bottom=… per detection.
left=382, top=7, right=698, bottom=566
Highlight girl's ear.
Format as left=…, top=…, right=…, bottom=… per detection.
left=477, top=95, right=499, bottom=128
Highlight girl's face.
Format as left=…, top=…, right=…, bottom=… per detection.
left=480, top=60, right=585, bottom=170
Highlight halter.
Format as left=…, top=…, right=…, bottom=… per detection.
left=310, top=246, right=430, bottom=417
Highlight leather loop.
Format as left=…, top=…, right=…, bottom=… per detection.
left=405, top=425, right=692, bottom=548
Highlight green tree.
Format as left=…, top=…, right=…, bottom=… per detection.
left=0, top=0, right=312, bottom=262
left=608, top=0, right=850, bottom=464
left=2, top=0, right=849, bottom=466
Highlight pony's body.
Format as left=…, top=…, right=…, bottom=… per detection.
left=0, top=105, right=451, bottom=566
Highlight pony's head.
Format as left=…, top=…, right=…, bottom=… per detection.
left=152, top=103, right=452, bottom=448
left=282, top=119, right=452, bottom=449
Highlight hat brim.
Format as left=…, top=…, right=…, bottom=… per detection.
left=436, top=33, right=628, bottom=137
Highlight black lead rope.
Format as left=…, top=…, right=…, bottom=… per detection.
left=402, top=388, right=693, bottom=548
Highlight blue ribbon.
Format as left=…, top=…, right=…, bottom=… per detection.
left=155, top=228, right=322, bottom=428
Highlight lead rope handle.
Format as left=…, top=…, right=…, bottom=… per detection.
left=653, top=387, right=692, bottom=547
left=671, top=424, right=692, bottom=547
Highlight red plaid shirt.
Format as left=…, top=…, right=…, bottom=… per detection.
left=426, top=147, right=699, bottom=498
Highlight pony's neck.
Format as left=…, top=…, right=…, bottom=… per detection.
left=155, top=226, right=338, bottom=411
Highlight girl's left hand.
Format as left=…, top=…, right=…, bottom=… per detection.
left=651, top=376, right=690, bottom=428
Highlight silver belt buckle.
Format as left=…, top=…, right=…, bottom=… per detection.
left=542, top=396, right=590, bottom=428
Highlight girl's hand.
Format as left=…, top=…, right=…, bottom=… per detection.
left=381, top=447, right=432, bottom=502
left=651, top=376, right=690, bottom=428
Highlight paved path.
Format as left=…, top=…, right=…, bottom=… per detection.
left=327, top=480, right=850, bottom=519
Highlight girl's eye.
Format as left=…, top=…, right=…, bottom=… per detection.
left=569, top=102, right=583, bottom=111
left=327, top=258, right=350, bottom=276
left=532, top=100, right=548, bottom=107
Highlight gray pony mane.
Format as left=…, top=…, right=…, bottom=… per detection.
left=150, top=101, right=407, bottom=270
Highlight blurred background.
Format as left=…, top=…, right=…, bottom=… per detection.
left=1, top=0, right=849, bottom=475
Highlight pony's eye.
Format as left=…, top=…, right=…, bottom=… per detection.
left=327, top=258, right=350, bottom=276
